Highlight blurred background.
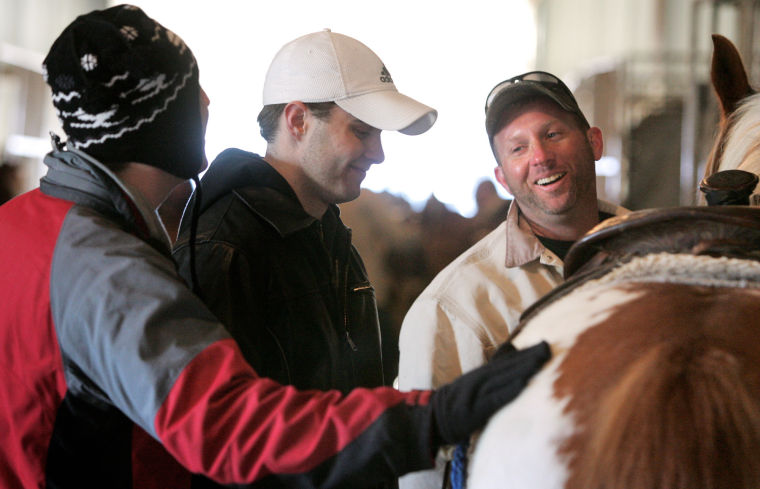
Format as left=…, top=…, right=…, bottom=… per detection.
left=4, top=0, right=760, bottom=377
left=10, top=0, right=760, bottom=213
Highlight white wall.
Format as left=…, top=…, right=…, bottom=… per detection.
left=120, top=0, right=538, bottom=216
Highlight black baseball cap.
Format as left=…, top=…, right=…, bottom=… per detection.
left=485, top=70, right=590, bottom=142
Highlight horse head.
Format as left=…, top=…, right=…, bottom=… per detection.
left=703, top=35, right=760, bottom=202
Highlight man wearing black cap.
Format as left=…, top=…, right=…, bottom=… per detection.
left=397, top=71, right=628, bottom=489
left=0, top=8, right=549, bottom=488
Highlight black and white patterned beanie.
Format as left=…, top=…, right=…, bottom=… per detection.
left=43, top=4, right=204, bottom=179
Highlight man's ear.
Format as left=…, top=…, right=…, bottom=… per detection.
left=494, top=165, right=512, bottom=195
left=587, top=126, right=604, bottom=160
left=283, top=101, right=307, bottom=139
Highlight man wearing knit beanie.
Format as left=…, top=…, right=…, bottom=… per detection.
left=0, top=6, right=549, bottom=488
left=43, top=3, right=206, bottom=178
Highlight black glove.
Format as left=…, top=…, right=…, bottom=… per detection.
left=429, top=341, right=550, bottom=446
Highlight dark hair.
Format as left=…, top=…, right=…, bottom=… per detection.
left=257, top=102, right=337, bottom=143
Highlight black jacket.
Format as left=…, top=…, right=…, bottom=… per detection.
left=174, top=149, right=386, bottom=394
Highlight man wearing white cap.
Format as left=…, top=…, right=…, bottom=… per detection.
left=173, top=28, right=436, bottom=456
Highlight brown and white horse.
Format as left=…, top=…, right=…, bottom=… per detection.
left=466, top=39, right=760, bottom=487
left=703, top=34, right=760, bottom=202
left=467, top=206, right=760, bottom=489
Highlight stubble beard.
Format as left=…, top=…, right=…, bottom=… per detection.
left=520, top=146, right=596, bottom=218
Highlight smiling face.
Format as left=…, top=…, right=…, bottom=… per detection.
left=299, top=106, right=385, bottom=210
left=492, top=98, right=601, bottom=235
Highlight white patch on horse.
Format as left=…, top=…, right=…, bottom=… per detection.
left=469, top=283, right=645, bottom=489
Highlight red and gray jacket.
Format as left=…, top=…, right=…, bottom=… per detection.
left=0, top=148, right=436, bottom=489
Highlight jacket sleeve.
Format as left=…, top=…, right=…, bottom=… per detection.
left=50, top=206, right=436, bottom=487
left=173, top=236, right=268, bottom=366
left=157, top=338, right=437, bottom=486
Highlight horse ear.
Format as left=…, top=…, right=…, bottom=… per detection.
left=711, top=34, right=755, bottom=117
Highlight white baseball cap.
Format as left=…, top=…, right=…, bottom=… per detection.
left=263, top=29, right=437, bottom=135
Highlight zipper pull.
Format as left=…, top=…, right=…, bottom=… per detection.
left=345, top=331, right=358, bottom=351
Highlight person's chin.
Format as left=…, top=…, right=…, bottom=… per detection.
left=337, top=185, right=362, bottom=204
left=344, top=172, right=366, bottom=193
left=535, top=193, right=576, bottom=215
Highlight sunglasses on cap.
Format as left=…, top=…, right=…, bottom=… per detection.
left=484, top=70, right=590, bottom=138
left=485, top=71, right=578, bottom=113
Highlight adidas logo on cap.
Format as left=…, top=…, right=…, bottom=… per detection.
left=380, top=66, right=393, bottom=84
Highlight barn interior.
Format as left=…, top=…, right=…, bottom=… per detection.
left=3, top=0, right=759, bottom=378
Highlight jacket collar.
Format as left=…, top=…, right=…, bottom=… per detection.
left=199, top=148, right=341, bottom=237
left=504, top=199, right=628, bottom=269
left=40, top=146, right=171, bottom=251
left=504, top=200, right=549, bottom=268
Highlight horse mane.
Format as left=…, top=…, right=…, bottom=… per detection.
left=713, top=92, right=760, bottom=179
left=574, top=339, right=760, bottom=489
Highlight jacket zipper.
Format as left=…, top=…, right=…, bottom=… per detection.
left=341, top=259, right=358, bottom=352
left=342, top=230, right=358, bottom=352
left=320, top=219, right=357, bottom=352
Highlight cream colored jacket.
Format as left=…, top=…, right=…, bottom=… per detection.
left=397, top=199, right=627, bottom=489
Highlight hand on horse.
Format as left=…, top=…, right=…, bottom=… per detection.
left=430, top=341, right=550, bottom=446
